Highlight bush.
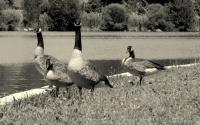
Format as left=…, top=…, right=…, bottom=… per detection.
left=100, top=4, right=128, bottom=31
left=145, top=4, right=174, bottom=31
left=128, top=12, right=148, bottom=31
left=48, top=0, right=80, bottom=31
left=167, top=0, right=195, bottom=31
left=0, top=9, right=23, bottom=31
left=81, top=12, right=102, bottom=31
left=39, top=12, right=51, bottom=31
left=84, top=0, right=102, bottom=13
left=0, top=0, right=8, bottom=10
left=23, top=0, right=42, bottom=27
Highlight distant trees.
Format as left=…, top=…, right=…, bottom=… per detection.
left=194, top=0, right=200, bottom=16
left=167, top=0, right=195, bottom=31
left=48, top=0, right=80, bottom=31
left=101, top=4, right=128, bottom=31
left=23, top=0, right=42, bottom=27
left=145, top=0, right=171, bottom=4
left=0, top=0, right=22, bottom=31
left=84, top=0, right=102, bottom=13
left=145, top=4, right=174, bottom=31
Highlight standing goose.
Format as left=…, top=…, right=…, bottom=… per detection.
left=122, top=46, right=165, bottom=85
left=68, top=21, right=113, bottom=94
left=33, top=28, right=73, bottom=96
left=45, top=58, right=73, bottom=96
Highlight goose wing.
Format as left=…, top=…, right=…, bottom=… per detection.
left=125, top=58, right=146, bottom=72
left=34, top=55, right=72, bottom=83
left=78, top=60, right=102, bottom=83
left=136, top=59, right=165, bottom=70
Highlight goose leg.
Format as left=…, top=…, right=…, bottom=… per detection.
left=138, top=75, right=143, bottom=86
left=55, top=86, right=59, bottom=97
left=129, top=79, right=134, bottom=85
left=78, top=86, right=82, bottom=96
left=90, top=85, right=95, bottom=96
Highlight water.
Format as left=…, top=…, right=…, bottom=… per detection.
left=0, top=32, right=200, bottom=97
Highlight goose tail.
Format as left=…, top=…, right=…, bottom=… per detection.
left=101, top=76, right=113, bottom=88
left=150, top=61, right=166, bottom=70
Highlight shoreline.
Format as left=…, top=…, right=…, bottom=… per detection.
left=0, top=32, right=199, bottom=38
left=1, top=62, right=199, bottom=106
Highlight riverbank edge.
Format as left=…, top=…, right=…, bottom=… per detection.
left=0, top=32, right=200, bottom=38
left=0, top=62, right=199, bottom=106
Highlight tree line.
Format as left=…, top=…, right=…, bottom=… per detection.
left=0, top=0, right=200, bottom=31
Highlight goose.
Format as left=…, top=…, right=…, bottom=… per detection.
left=33, top=28, right=73, bottom=96
left=67, top=20, right=113, bottom=94
left=122, top=46, right=165, bottom=85
left=45, top=58, right=73, bottom=96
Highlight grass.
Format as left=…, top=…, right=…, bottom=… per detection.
left=0, top=66, right=200, bottom=125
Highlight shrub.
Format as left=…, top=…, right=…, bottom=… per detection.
left=48, top=0, right=80, bottom=31
left=0, top=9, right=23, bottom=31
left=100, top=4, right=128, bottom=31
left=145, top=4, right=174, bottom=31
left=81, top=12, right=102, bottom=31
left=128, top=12, right=148, bottom=31
left=167, top=0, right=195, bottom=31
left=84, top=0, right=102, bottom=13
left=0, top=0, right=8, bottom=10
left=23, top=0, right=42, bottom=27
left=39, top=12, right=51, bottom=31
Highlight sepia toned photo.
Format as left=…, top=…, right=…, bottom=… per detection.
left=0, top=0, right=200, bottom=124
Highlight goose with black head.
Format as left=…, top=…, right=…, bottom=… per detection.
left=33, top=27, right=73, bottom=96
left=68, top=20, right=113, bottom=95
left=122, top=46, right=165, bottom=85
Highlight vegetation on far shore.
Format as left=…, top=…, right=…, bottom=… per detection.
left=0, top=0, right=200, bottom=32
left=0, top=65, right=200, bottom=125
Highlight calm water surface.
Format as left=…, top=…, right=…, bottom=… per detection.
left=0, top=32, right=200, bottom=97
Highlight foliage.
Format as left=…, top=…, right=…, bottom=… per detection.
left=0, top=9, right=23, bottom=31
left=84, top=0, right=102, bottom=13
left=167, top=0, right=196, bottom=31
left=81, top=12, right=102, bottom=31
left=128, top=12, right=148, bottom=31
left=48, top=0, right=80, bottom=31
left=39, top=12, right=51, bottom=31
left=23, top=0, right=43, bottom=27
left=101, top=0, right=123, bottom=6
left=145, top=0, right=171, bottom=4
left=0, top=0, right=8, bottom=10
left=101, top=4, right=128, bottom=31
left=123, top=0, right=148, bottom=12
left=145, top=4, right=174, bottom=31
left=194, top=0, right=200, bottom=16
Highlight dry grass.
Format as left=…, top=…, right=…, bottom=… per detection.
left=0, top=66, right=200, bottom=125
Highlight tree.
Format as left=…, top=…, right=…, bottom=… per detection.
left=101, top=0, right=123, bottom=6
left=101, top=4, right=128, bottom=31
left=23, top=0, right=43, bottom=27
left=167, top=0, right=195, bottom=31
left=0, top=0, right=8, bottom=10
left=48, top=0, right=80, bottom=31
left=84, top=0, right=102, bottom=13
left=194, top=0, right=200, bottom=16
left=145, top=0, right=171, bottom=5
left=145, top=4, right=174, bottom=31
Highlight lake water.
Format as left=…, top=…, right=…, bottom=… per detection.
left=0, top=32, right=200, bottom=97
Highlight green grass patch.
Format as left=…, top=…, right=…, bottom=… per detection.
left=0, top=66, right=200, bottom=125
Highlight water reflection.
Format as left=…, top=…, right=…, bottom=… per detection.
left=0, top=58, right=199, bottom=97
